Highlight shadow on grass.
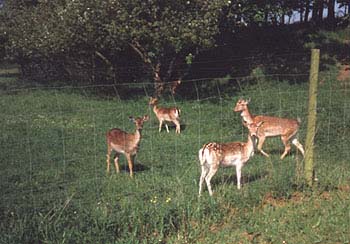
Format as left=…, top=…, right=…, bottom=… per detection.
left=121, top=163, right=149, bottom=173
left=148, top=122, right=187, bottom=133
left=163, top=123, right=187, bottom=133
left=212, top=170, right=270, bottom=187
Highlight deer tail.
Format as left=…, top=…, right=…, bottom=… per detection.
left=297, top=117, right=302, bottom=125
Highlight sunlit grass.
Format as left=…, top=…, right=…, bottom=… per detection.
left=0, top=72, right=349, bottom=243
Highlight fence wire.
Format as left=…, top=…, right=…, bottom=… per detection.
left=0, top=67, right=349, bottom=216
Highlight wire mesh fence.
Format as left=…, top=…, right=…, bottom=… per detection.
left=0, top=54, right=349, bottom=241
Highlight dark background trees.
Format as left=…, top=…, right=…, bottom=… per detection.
left=0, top=0, right=349, bottom=95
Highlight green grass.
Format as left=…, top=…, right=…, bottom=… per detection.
left=0, top=69, right=349, bottom=243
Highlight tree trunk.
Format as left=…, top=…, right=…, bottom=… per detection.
left=300, top=6, right=304, bottom=22
left=312, top=0, right=319, bottom=21
left=318, top=0, right=324, bottom=22
left=304, top=0, right=310, bottom=22
left=264, top=10, right=269, bottom=24
left=95, top=51, right=116, bottom=83
left=281, top=13, right=285, bottom=25
left=153, top=63, right=164, bottom=97
left=312, top=0, right=325, bottom=23
left=129, top=41, right=165, bottom=97
left=327, top=0, right=335, bottom=28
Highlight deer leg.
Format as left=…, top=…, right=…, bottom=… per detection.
left=205, top=165, right=219, bottom=196
left=125, top=154, right=134, bottom=177
left=174, top=120, right=181, bottom=134
left=165, top=123, right=170, bottom=133
left=280, top=135, right=291, bottom=160
left=159, top=120, right=163, bottom=132
left=199, top=164, right=209, bottom=195
left=236, top=164, right=243, bottom=189
left=257, top=136, right=270, bottom=157
left=292, top=138, right=305, bottom=157
left=113, top=152, right=120, bottom=173
left=106, top=145, right=112, bottom=174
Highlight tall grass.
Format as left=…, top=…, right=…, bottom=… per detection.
left=0, top=68, right=349, bottom=243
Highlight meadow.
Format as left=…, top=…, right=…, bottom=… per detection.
left=0, top=64, right=349, bottom=243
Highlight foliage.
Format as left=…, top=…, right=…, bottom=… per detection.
left=1, top=0, right=349, bottom=89
left=1, top=0, right=229, bottom=90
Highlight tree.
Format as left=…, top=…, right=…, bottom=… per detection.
left=304, top=0, right=311, bottom=22
left=110, top=0, right=228, bottom=96
left=1, top=1, right=74, bottom=77
left=3, top=0, right=228, bottom=96
left=312, top=0, right=320, bottom=21
left=311, top=0, right=325, bottom=23
left=338, top=0, right=350, bottom=15
left=326, top=0, right=336, bottom=28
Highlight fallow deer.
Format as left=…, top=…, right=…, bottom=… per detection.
left=170, top=79, right=182, bottom=95
left=106, top=115, right=149, bottom=177
left=149, top=97, right=181, bottom=134
left=234, top=98, right=305, bottom=159
left=198, top=121, right=263, bottom=196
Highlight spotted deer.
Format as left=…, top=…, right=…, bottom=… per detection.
left=234, top=98, right=305, bottom=159
left=106, top=115, right=149, bottom=177
left=149, top=97, right=181, bottom=134
left=198, top=121, right=263, bottom=196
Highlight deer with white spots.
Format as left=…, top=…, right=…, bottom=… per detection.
left=198, top=121, right=263, bottom=196
left=234, top=98, right=305, bottom=159
left=106, top=115, right=149, bottom=177
left=149, top=97, right=181, bottom=134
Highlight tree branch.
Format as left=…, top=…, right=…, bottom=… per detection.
left=95, top=50, right=116, bottom=81
left=129, top=41, right=164, bottom=97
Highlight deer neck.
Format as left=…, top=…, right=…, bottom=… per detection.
left=241, top=107, right=254, bottom=124
left=130, top=128, right=142, bottom=150
left=133, top=128, right=142, bottom=144
left=125, top=128, right=142, bottom=154
left=152, top=105, right=159, bottom=113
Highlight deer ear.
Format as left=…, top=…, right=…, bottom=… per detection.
left=246, top=97, right=251, bottom=104
left=150, top=97, right=158, bottom=102
left=143, top=115, right=150, bottom=121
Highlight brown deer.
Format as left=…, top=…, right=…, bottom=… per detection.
left=106, top=115, right=149, bottom=177
left=198, top=121, right=263, bottom=196
left=149, top=97, right=181, bottom=134
left=234, top=98, right=305, bottom=160
left=170, top=79, right=182, bottom=95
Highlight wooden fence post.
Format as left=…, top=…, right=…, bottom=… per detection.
left=304, top=49, right=320, bottom=187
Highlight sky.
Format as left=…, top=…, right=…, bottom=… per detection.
left=286, top=3, right=346, bottom=24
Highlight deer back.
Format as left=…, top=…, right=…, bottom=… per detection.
left=252, top=115, right=300, bottom=137
left=153, top=106, right=180, bottom=120
left=202, top=142, right=247, bottom=167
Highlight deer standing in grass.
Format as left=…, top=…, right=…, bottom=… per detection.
left=234, top=98, right=305, bottom=160
left=149, top=97, right=181, bottom=134
left=106, top=115, right=149, bottom=177
left=198, top=121, right=263, bottom=196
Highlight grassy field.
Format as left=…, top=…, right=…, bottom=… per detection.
left=0, top=65, right=349, bottom=243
